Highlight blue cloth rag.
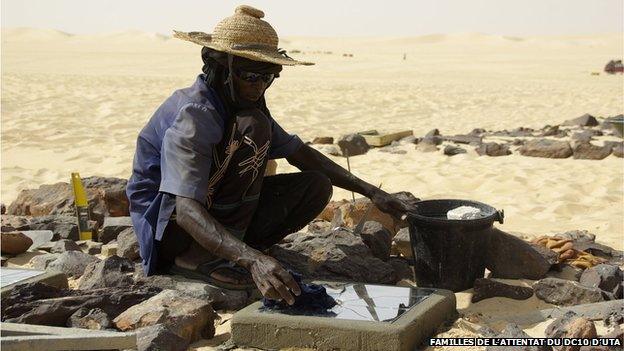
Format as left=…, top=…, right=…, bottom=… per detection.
left=262, top=272, right=336, bottom=312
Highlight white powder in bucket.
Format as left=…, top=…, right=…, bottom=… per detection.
left=447, top=206, right=485, bottom=220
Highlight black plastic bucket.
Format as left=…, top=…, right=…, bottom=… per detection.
left=407, top=199, right=504, bottom=292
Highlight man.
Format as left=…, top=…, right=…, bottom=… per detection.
left=127, top=5, right=414, bottom=305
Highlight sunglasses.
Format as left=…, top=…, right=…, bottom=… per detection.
left=234, top=68, right=276, bottom=84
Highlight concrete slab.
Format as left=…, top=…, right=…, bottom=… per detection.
left=1, top=267, right=68, bottom=297
left=231, top=282, right=457, bottom=351
left=1, top=322, right=136, bottom=350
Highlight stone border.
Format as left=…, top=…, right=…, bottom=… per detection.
left=231, top=287, right=457, bottom=351
left=1, top=322, right=136, bottom=351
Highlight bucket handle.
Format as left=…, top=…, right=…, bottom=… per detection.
left=496, top=209, right=505, bottom=224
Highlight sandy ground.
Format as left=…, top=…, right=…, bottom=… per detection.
left=1, top=28, right=623, bottom=349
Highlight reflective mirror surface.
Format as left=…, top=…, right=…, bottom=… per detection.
left=259, top=283, right=434, bottom=323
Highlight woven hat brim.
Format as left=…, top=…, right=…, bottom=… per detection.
left=173, top=30, right=313, bottom=66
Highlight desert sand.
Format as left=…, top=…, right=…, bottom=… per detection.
left=1, top=28, right=623, bottom=349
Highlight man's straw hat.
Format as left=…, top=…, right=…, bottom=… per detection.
left=174, top=5, right=313, bottom=66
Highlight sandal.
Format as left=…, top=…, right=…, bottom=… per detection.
left=169, top=258, right=256, bottom=290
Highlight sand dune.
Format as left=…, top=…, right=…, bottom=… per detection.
left=1, top=28, right=622, bottom=251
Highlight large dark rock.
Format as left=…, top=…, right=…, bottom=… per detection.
left=67, top=307, right=111, bottom=330
left=269, top=229, right=396, bottom=284
left=136, top=324, right=189, bottom=351
left=562, top=114, right=599, bottom=127
left=573, top=142, right=612, bottom=160
left=50, top=239, right=81, bottom=253
left=546, top=311, right=597, bottom=351
left=1, top=282, right=160, bottom=326
left=534, top=278, right=606, bottom=306
left=540, top=125, right=568, bottom=138
left=1, top=215, right=81, bottom=241
left=486, top=228, right=554, bottom=280
left=612, top=143, right=624, bottom=158
left=7, top=176, right=129, bottom=226
left=79, top=256, right=135, bottom=290
left=99, top=216, right=133, bottom=244
left=420, top=129, right=443, bottom=145
left=443, top=145, right=467, bottom=156
left=475, top=142, right=512, bottom=156
left=519, top=139, right=573, bottom=158
left=47, top=251, right=100, bottom=278
left=1, top=232, right=33, bottom=254
left=337, top=134, right=370, bottom=157
left=392, top=227, right=412, bottom=259
left=579, top=264, right=623, bottom=299
left=117, top=227, right=140, bottom=260
left=134, top=272, right=248, bottom=311
left=442, top=134, right=482, bottom=145
left=359, top=221, right=392, bottom=261
left=472, top=278, right=534, bottom=303
left=487, top=323, right=552, bottom=351
left=113, top=289, right=217, bottom=343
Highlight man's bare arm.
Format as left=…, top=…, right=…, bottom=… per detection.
left=175, top=196, right=300, bottom=303
left=286, top=144, right=416, bottom=218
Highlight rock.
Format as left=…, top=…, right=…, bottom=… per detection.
left=415, top=143, right=439, bottom=152
left=67, top=307, right=111, bottom=330
left=392, top=227, right=412, bottom=259
left=541, top=125, right=567, bottom=137
left=135, top=273, right=249, bottom=311
left=486, top=228, right=554, bottom=280
left=47, top=251, right=100, bottom=278
left=79, top=256, right=135, bottom=290
left=443, top=135, right=483, bottom=145
left=378, top=146, right=407, bottom=154
left=7, top=176, right=129, bottom=226
left=486, top=323, right=550, bottom=351
left=318, top=198, right=396, bottom=234
left=519, top=138, right=573, bottom=158
left=546, top=310, right=579, bottom=338
left=30, top=253, right=61, bottom=270
left=1, top=203, right=5, bottom=215
left=512, top=138, right=525, bottom=146
left=50, top=239, right=81, bottom=253
left=602, top=303, right=624, bottom=327
left=547, top=312, right=597, bottom=351
left=307, top=220, right=332, bottom=234
left=81, top=240, right=103, bottom=255
left=312, top=137, right=334, bottom=144
left=337, top=134, right=370, bottom=157
left=1, top=232, right=33, bottom=254
left=136, top=324, right=189, bottom=351
left=476, top=142, right=512, bottom=156
left=1, top=214, right=83, bottom=241
left=580, top=264, right=623, bottom=299
left=117, top=228, right=140, bottom=260
left=421, top=129, right=443, bottom=145
left=534, top=278, right=606, bottom=306
left=101, top=242, right=118, bottom=257
left=313, top=144, right=342, bottom=156
left=546, top=264, right=583, bottom=281
left=557, top=230, right=597, bottom=243
left=572, top=130, right=596, bottom=143
left=508, top=127, right=535, bottom=137
left=469, top=128, right=486, bottom=136
left=472, top=278, right=534, bottom=303
left=21, top=230, right=55, bottom=251
left=269, top=229, right=396, bottom=284
left=573, top=142, right=612, bottom=160
left=398, top=135, right=417, bottom=144
left=99, top=216, right=132, bottom=244
left=2, top=282, right=160, bottom=326
left=612, top=143, right=624, bottom=158
left=388, top=257, right=413, bottom=282
left=359, top=221, right=392, bottom=261
left=113, top=289, right=217, bottom=343
left=443, top=145, right=467, bottom=156
left=563, top=114, right=599, bottom=127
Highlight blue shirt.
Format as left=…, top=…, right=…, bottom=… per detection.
left=126, top=74, right=303, bottom=275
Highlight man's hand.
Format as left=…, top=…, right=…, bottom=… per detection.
left=370, top=188, right=418, bottom=220
left=247, top=254, right=301, bottom=305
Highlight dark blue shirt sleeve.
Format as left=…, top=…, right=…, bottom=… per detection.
left=159, top=103, right=223, bottom=202
left=268, top=117, right=304, bottom=159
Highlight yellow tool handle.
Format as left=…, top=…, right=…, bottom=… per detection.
left=71, top=172, right=92, bottom=240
